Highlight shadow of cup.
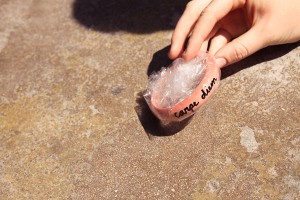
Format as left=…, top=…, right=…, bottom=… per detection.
left=135, top=91, right=192, bottom=138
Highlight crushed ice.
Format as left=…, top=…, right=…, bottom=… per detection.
left=146, top=55, right=208, bottom=108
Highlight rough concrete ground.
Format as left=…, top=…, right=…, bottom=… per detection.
left=0, top=0, right=299, bottom=199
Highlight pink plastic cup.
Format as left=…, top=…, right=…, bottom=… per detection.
left=145, top=53, right=221, bottom=122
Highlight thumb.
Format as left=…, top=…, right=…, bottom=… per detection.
left=215, top=24, right=269, bottom=68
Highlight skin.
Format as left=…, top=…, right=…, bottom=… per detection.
left=169, top=0, right=300, bottom=68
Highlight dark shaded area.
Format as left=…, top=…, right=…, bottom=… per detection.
left=72, top=0, right=188, bottom=33
left=221, top=42, right=300, bottom=79
left=135, top=91, right=192, bottom=137
left=147, top=45, right=173, bottom=76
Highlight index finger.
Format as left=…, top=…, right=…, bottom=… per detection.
left=169, top=0, right=212, bottom=59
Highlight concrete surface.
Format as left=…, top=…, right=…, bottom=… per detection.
left=0, top=0, right=299, bottom=199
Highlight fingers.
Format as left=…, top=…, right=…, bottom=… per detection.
left=215, top=24, right=268, bottom=68
left=200, top=39, right=210, bottom=52
left=169, top=0, right=212, bottom=59
left=208, top=29, right=232, bottom=55
left=183, top=0, right=243, bottom=60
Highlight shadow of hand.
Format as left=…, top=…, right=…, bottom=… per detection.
left=72, top=0, right=189, bottom=33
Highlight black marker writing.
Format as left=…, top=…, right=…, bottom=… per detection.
left=174, top=101, right=199, bottom=118
left=201, top=78, right=217, bottom=100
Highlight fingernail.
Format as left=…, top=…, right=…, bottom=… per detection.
left=215, top=58, right=227, bottom=69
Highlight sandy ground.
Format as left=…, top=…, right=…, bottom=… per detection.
left=0, top=0, right=299, bottom=199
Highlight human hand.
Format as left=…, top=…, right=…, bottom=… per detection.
left=169, top=0, right=300, bottom=68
